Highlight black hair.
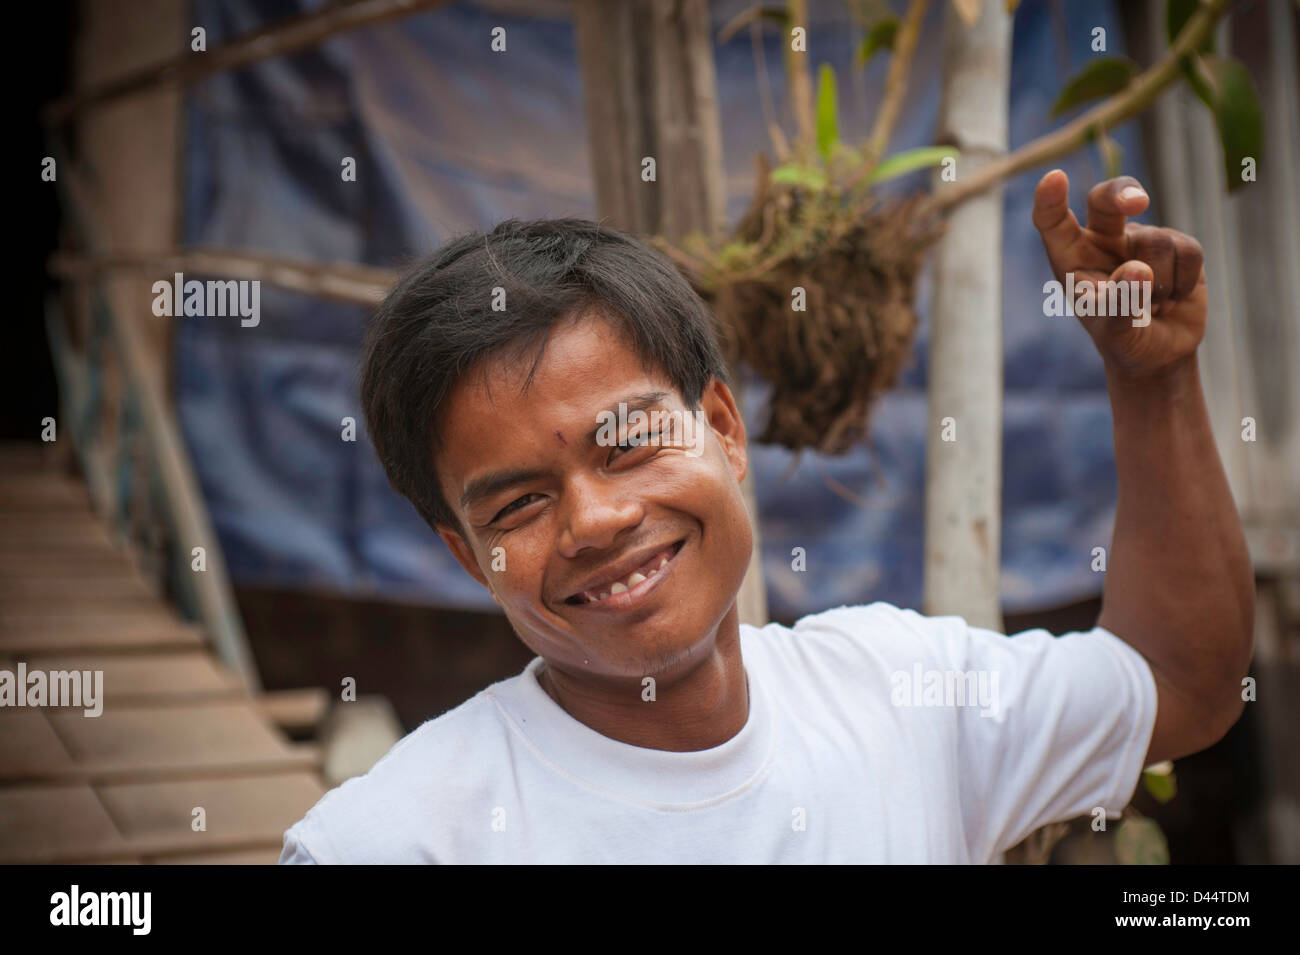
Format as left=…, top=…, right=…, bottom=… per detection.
left=359, top=217, right=731, bottom=537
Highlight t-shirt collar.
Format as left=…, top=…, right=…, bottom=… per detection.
left=487, top=652, right=775, bottom=807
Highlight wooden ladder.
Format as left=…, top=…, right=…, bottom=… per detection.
left=0, top=443, right=328, bottom=864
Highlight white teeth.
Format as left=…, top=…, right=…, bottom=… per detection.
left=578, top=547, right=678, bottom=605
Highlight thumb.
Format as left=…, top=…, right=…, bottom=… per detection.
left=1032, top=169, right=1082, bottom=271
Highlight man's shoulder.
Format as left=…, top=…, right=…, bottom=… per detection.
left=742, top=600, right=965, bottom=668
left=281, top=668, right=528, bottom=863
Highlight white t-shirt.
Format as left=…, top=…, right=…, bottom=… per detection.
left=279, top=601, right=1157, bottom=864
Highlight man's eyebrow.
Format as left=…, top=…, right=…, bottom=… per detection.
left=582, top=391, right=671, bottom=447
left=459, top=391, right=673, bottom=512
left=461, top=466, right=551, bottom=512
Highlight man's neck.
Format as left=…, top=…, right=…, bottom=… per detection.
left=536, top=605, right=748, bottom=752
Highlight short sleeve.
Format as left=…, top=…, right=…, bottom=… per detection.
left=937, top=617, right=1159, bottom=861
left=278, top=826, right=321, bottom=865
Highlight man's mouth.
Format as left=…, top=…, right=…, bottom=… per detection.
left=564, top=538, right=685, bottom=607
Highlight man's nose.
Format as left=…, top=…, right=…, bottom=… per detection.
left=557, top=473, right=643, bottom=556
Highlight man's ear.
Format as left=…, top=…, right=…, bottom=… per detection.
left=437, top=525, right=499, bottom=604
left=700, top=377, right=748, bottom=484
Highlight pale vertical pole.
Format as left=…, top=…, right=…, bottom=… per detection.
left=923, top=0, right=1012, bottom=633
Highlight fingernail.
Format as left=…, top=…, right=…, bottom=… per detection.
left=1119, top=186, right=1147, bottom=202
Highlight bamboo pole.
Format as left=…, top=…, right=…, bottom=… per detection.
left=48, top=249, right=397, bottom=307
left=52, top=155, right=263, bottom=694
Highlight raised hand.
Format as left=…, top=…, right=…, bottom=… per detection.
left=1031, top=169, right=1207, bottom=379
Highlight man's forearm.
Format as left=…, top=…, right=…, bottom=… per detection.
left=1097, top=355, right=1255, bottom=726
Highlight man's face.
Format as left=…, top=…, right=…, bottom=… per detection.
left=434, top=310, right=753, bottom=685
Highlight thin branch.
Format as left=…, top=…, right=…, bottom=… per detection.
left=860, top=0, right=930, bottom=171
left=921, top=0, right=1238, bottom=217
left=785, top=0, right=816, bottom=151
left=752, top=16, right=791, bottom=161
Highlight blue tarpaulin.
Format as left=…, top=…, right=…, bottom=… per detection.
left=180, top=0, right=1151, bottom=620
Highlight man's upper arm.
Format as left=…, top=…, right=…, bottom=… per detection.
left=933, top=614, right=1160, bottom=860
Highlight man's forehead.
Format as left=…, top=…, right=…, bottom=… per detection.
left=445, top=314, right=677, bottom=423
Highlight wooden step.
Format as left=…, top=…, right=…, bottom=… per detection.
left=0, top=477, right=92, bottom=512
left=0, top=784, right=132, bottom=864
left=97, top=773, right=326, bottom=858
left=0, top=552, right=142, bottom=579
left=0, top=710, right=77, bottom=779
left=0, top=772, right=326, bottom=863
left=1, top=594, right=171, bottom=620
left=0, top=574, right=156, bottom=601
left=0, top=701, right=322, bottom=784
left=0, top=515, right=116, bottom=552
left=0, top=627, right=204, bottom=657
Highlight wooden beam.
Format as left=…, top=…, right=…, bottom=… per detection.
left=49, top=249, right=396, bottom=308
left=45, top=0, right=452, bottom=124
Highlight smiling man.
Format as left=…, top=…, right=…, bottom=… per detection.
left=279, top=171, right=1254, bottom=864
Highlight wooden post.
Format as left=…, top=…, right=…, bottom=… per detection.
left=574, top=0, right=769, bottom=627
left=923, top=0, right=1012, bottom=634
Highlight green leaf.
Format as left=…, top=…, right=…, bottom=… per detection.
left=1166, top=0, right=1215, bottom=54
left=1207, top=56, right=1264, bottom=193
left=1142, top=767, right=1177, bottom=804
left=864, top=145, right=959, bottom=185
left=816, top=63, right=839, bottom=163
left=1115, top=817, right=1170, bottom=865
left=857, top=18, right=899, bottom=65
left=771, top=163, right=827, bottom=190
left=1051, top=57, right=1139, bottom=117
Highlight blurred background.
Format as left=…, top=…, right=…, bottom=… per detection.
left=3, top=0, right=1297, bottom=864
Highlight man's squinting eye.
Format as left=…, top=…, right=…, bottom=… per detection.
left=609, top=430, right=660, bottom=463
left=493, top=493, right=542, bottom=523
